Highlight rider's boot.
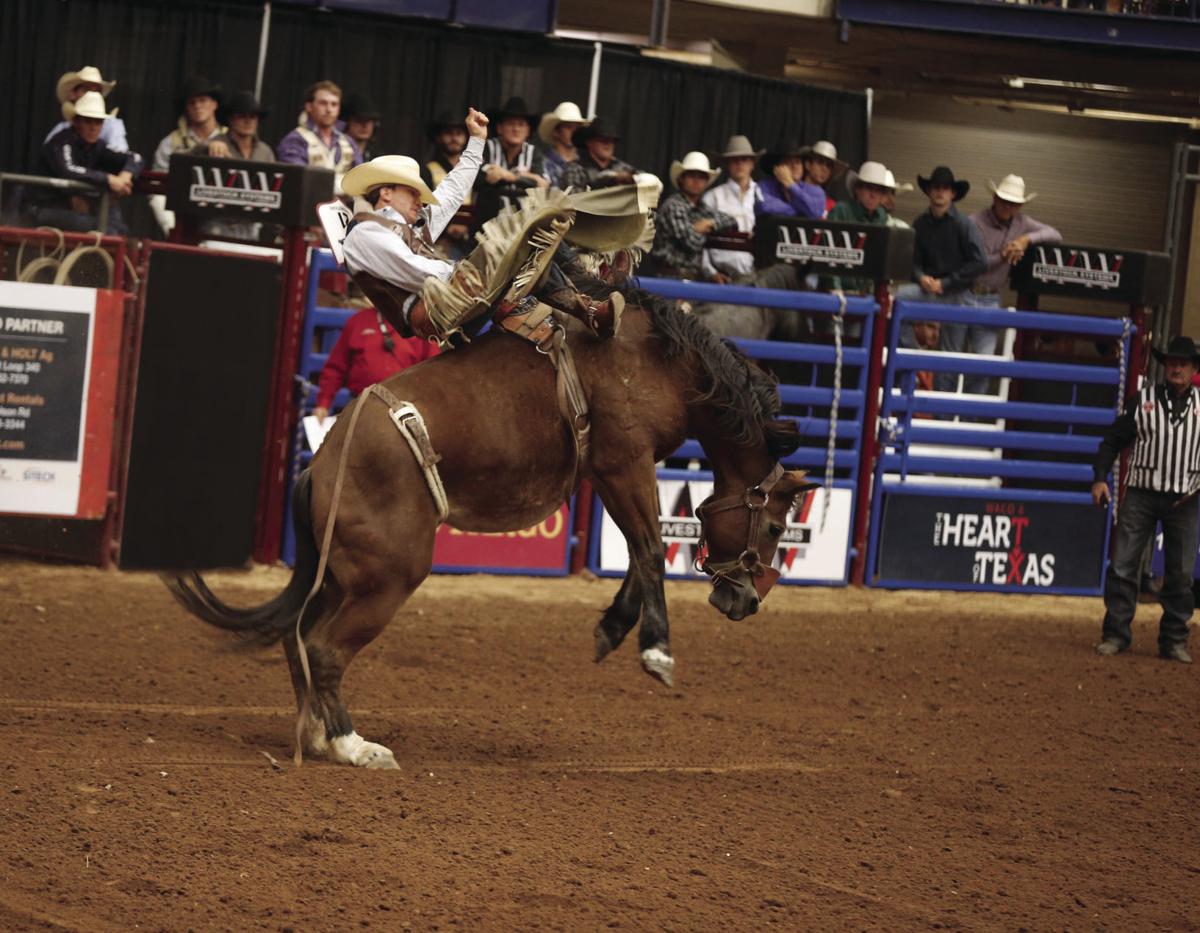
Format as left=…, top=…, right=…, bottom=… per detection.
left=540, top=286, right=624, bottom=338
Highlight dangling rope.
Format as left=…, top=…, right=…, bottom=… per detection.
left=55, top=231, right=114, bottom=287
left=15, top=227, right=65, bottom=283
left=823, top=291, right=846, bottom=533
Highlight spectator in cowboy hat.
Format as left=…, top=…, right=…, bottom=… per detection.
left=650, top=151, right=737, bottom=281
left=538, top=101, right=590, bottom=188
left=755, top=139, right=825, bottom=219
left=1093, top=335, right=1200, bottom=664
left=473, top=95, right=547, bottom=230
left=799, top=140, right=847, bottom=216
left=910, top=165, right=986, bottom=393
left=195, top=90, right=273, bottom=162
left=343, top=93, right=382, bottom=162
left=824, top=161, right=894, bottom=295
left=880, top=169, right=913, bottom=229
left=44, top=65, right=128, bottom=153
left=700, top=134, right=764, bottom=282
left=37, top=90, right=144, bottom=233
left=421, top=110, right=473, bottom=259
left=148, top=75, right=226, bottom=236
left=560, top=116, right=640, bottom=191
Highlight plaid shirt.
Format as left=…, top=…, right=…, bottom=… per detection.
left=651, top=191, right=736, bottom=279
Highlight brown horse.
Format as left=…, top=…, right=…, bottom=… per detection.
left=168, top=285, right=810, bottom=769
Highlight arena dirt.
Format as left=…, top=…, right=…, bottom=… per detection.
left=0, top=557, right=1197, bottom=930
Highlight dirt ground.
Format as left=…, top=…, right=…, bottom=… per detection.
left=0, top=558, right=1197, bottom=931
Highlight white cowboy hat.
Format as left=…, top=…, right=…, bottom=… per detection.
left=882, top=169, right=913, bottom=193
left=56, top=66, right=116, bottom=104
left=342, top=155, right=439, bottom=204
left=71, top=91, right=117, bottom=121
left=989, top=174, right=1037, bottom=204
left=798, top=140, right=848, bottom=177
left=669, top=151, right=720, bottom=189
left=718, top=134, right=764, bottom=159
left=845, top=161, right=894, bottom=194
left=538, top=101, right=591, bottom=146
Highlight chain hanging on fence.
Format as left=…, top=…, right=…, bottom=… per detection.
left=822, top=291, right=846, bottom=533
left=1111, top=316, right=1132, bottom=527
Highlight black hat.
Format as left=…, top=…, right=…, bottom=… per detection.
left=179, top=75, right=222, bottom=108
left=1151, top=336, right=1200, bottom=365
left=918, top=165, right=970, bottom=201
left=493, top=96, right=536, bottom=127
left=224, top=90, right=267, bottom=119
left=572, top=115, right=621, bottom=147
left=344, top=92, right=381, bottom=123
left=426, top=109, right=466, bottom=142
left=759, top=139, right=805, bottom=174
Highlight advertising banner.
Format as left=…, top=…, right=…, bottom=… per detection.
left=593, top=477, right=853, bottom=585
left=432, top=503, right=573, bottom=576
left=874, top=491, right=1107, bottom=592
left=0, top=283, right=122, bottom=518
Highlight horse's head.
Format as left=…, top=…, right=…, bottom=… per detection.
left=695, top=419, right=814, bottom=621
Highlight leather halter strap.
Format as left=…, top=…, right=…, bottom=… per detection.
left=694, top=462, right=785, bottom=590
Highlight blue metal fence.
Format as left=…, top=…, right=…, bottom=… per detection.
left=865, top=298, right=1133, bottom=594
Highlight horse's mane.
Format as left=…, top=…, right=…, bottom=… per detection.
left=571, top=272, right=782, bottom=447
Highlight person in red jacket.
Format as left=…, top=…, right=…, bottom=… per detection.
left=313, top=307, right=439, bottom=422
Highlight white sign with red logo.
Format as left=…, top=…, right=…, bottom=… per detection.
left=594, top=478, right=853, bottom=584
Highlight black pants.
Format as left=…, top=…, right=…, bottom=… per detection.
left=1102, top=487, right=1198, bottom=650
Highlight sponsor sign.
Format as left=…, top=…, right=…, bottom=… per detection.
left=754, top=216, right=914, bottom=283
left=433, top=503, right=572, bottom=575
left=594, top=477, right=853, bottom=584
left=874, top=492, right=1106, bottom=591
left=1010, top=243, right=1168, bottom=305
left=167, top=154, right=334, bottom=226
left=188, top=164, right=284, bottom=211
left=0, top=283, right=122, bottom=518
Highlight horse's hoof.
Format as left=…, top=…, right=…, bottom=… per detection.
left=362, top=747, right=401, bottom=770
left=640, top=647, right=676, bottom=687
left=329, top=732, right=401, bottom=770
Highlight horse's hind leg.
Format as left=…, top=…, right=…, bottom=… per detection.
left=594, top=571, right=642, bottom=663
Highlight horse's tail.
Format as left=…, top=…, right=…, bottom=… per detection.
left=164, top=469, right=322, bottom=646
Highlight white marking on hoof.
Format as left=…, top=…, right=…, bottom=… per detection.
left=328, top=731, right=400, bottom=770
left=640, top=647, right=676, bottom=687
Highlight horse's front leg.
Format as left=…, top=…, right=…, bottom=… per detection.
left=592, top=463, right=675, bottom=687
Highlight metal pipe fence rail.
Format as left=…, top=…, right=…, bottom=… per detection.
left=0, top=172, right=112, bottom=234
left=865, top=297, right=1134, bottom=595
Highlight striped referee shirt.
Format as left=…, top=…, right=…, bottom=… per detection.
left=1094, top=383, right=1200, bottom=494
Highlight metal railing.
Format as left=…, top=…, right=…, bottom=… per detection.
left=0, top=172, right=112, bottom=233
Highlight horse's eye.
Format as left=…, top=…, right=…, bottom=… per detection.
left=768, top=523, right=784, bottom=537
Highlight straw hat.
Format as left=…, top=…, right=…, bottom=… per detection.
left=538, top=101, right=590, bottom=146
left=989, top=173, right=1037, bottom=204
left=56, top=66, right=115, bottom=103
left=72, top=91, right=117, bottom=121
left=342, top=155, right=439, bottom=204
left=845, top=161, right=894, bottom=194
left=718, top=134, right=764, bottom=159
left=798, top=140, right=848, bottom=177
left=883, top=169, right=913, bottom=193
left=669, top=151, right=720, bottom=189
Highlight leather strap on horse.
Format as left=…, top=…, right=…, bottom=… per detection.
left=368, top=383, right=450, bottom=523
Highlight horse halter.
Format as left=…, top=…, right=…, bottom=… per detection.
left=694, top=462, right=785, bottom=600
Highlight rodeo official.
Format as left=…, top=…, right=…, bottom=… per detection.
left=1092, top=335, right=1200, bottom=664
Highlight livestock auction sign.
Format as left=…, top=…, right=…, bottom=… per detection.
left=873, top=491, right=1107, bottom=593
left=433, top=503, right=573, bottom=576
left=591, top=477, right=853, bottom=585
left=0, top=283, right=123, bottom=518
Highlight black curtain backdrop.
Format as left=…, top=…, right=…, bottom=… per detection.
left=1, top=0, right=867, bottom=190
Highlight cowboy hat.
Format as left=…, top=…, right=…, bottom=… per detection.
left=883, top=169, right=913, bottom=193
left=493, top=96, right=537, bottom=127
left=344, top=92, right=381, bottom=123
left=573, top=116, right=621, bottom=147
left=71, top=91, right=116, bottom=121
left=669, top=151, right=720, bottom=189
left=918, top=165, right=970, bottom=200
left=798, top=140, right=848, bottom=177
left=426, top=110, right=466, bottom=142
left=56, top=66, right=116, bottom=104
left=718, top=134, right=764, bottom=159
left=224, top=89, right=268, bottom=119
left=989, top=173, right=1037, bottom=204
left=342, top=155, right=439, bottom=205
left=759, top=139, right=804, bottom=174
left=538, top=101, right=591, bottom=145
left=845, top=161, right=895, bottom=195
left=1151, top=336, right=1200, bottom=365
left=178, top=75, right=222, bottom=109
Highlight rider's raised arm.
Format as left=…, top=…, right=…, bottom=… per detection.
left=427, top=135, right=484, bottom=240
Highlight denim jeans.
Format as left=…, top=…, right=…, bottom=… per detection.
left=1102, top=487, right=1198, bottom=650
left=935, top=291, right=1000, bottom=395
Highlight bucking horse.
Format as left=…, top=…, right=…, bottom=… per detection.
left=167, top=273, right=812, bottom=770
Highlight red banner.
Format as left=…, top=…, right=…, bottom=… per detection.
left=432, top=503, right=572, bottom=574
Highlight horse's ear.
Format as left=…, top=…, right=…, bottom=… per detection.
left=764, top=418, right=802, bottom=459
left=775, top=469, right=821, bottom=500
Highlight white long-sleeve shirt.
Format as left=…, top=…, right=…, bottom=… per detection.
left=342, top=135, right=484, bottom=293
left=700, top=178, right=758, bottom=279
